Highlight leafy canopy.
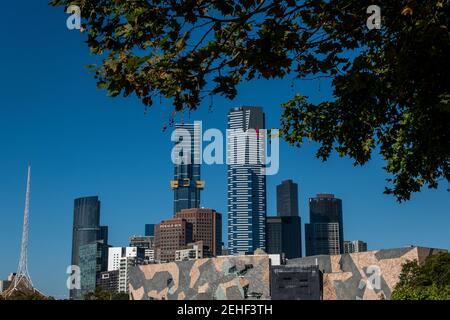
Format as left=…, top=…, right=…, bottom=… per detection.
left=392, top=252, right=450, bottom=300
left=50, top=0, right=450, bottom=201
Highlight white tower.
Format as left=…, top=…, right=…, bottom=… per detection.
left=3, top=163, right=42, bottom=298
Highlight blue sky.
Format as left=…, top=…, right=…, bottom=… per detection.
left=0, top=2, right=448, bottom=299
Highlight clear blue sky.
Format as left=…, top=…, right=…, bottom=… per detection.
left=0, top=2, right=448, bottom=299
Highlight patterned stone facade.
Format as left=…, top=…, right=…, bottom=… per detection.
left=129, top=255, right=270, bottom=300
left=288, top=246, right=447, bottom=300
left=129, top=246, right=447, bottom=300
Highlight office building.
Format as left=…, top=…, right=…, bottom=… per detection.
left=277, top=180, right=299, bottom=217
left=305, top=194, right=344, bottom=256
left=344, top=240, right=368, bottom=253
left=266, top=216, right=302, bottom=259
left=227, top=106, right=267, bottom=255
left=266, top=180, right=302, bottom=258
left=129, top=236, right=155, bottom=263
left=154, top=218, right=193, bottom=263
left=175, top=241, right=207, bottom=261
left=107, top=247, right=145, bottom=293
left=97, top=270, right=119, bottom=294
left=70, top=196, right=108, bottom=299
left=78, top=240, right=109, bottom=299
left=145, top=224, right=155, bottom=237
left=174, top=208, right=222, bottom=256
left=171, top=122, right=204, bottom=214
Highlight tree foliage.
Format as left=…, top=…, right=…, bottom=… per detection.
left=84, top=287, right=130, bottom=300
left=50, top=0, right=450, bottom=201
left=392, top=252, right=450, bottom=300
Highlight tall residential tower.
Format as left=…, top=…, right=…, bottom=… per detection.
left=171, top=122, right=204, bottom=214
left=227, top=107, right=267, bottom=255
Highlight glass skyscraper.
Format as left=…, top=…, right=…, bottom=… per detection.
left=266, top=180, right=302, bottom=258
left=70, top=196, right=108, bottom=299
left=305, top=194, right=344, bottom=256
left=171, top=122, right=204, bottom=214
left=227, top=106, right=267, bottom=255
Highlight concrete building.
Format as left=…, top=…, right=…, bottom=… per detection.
left=344, top=240, right=368, bottom=253
left=175, top=241, right=206, bottom=261
left=174, top=208, right=222, bottom=257
left=129, top=236, right=155, bottom=263
left=270, top=266, right=322, bottom=300
left=107, top=247, right=145, bottom=293
left=154, top=218, right=193, bottom=263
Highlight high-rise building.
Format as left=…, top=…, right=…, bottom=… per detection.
left=227, top=106, right=267, bottom=255
left=129, top=236, right=155, bottom=263
left=78, top=240, right=109, bottom=299
left=277, top=180, right=299, bottom=217
left=154, top=218, right=193, bottom=263
left=70, top=196, right=108, bottom=299
left=171, top=122, right=204, bottom=214
left=266, top=216, right=302, bottom=259
left=344, top=240, right=368, bottom=253
left=174, top=208, right=222, bottom=257
left=305, top=194, right=344, bottom=256
left=107, top=247, right=145, bottom=293
left=266, top=180, right=302, bottom=258
left=145, top=224, right=155, bottom=236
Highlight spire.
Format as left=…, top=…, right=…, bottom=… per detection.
left=2, top=163, right=44, bottom=298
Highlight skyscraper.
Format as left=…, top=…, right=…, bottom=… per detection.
left=70, top=196, right=108, bottom=299
left=266, top=180, right=302, bottom=258
left=277, top=179, right=299, bottom=217
left=227, top=106, right=267, bottom=255
left=145, top=224, right=155, bottom=237
left=171, top=122, right=204, bottom=213
left=305, top=194, right=344, bottom=256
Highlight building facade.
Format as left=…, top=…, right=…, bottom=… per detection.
left=175, top=241, right=207, bottom=261
left=344, top=240, right=368, bottom=253
left=227, top=106, right=267, bottom=255
left=266, top=216, right=302, bottom=259
left=305, top=194, right=344, bottom=256
left=70, top=196, right=108, bottom=299
left=266, top=180, right=302, bottom=258
left=145, top=224, right=155, bottom=237
left=97, top=270, right=119, bottom=294
left=171, top=122, right=204, bottom=214
left=174, top=208, right=222, bottom=257
left=78, top=241, right=109, bottom=299
left=129, top=236, right=156, bottom=263
left=154, top=218, right=193, bottom=263
left=270, top=266, right=322, bottom=300
left=276, top=180, right=299, bottom=217
left=107, top=247, right=145, bottom=293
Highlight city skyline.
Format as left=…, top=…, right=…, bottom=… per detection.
left=0, top=2, right=449, bottom=299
